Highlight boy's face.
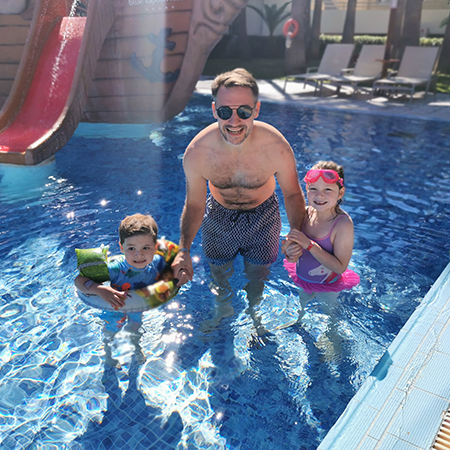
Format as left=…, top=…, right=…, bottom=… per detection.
left=120, top=234, right=157, bottom=269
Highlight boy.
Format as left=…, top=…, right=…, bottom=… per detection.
left=75, top=213, right=166, bottom=309
left=75, top=214, right=167, bottom=366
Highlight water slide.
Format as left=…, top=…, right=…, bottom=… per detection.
left=0, top=0, right=248, bottom=166
left=0, top=0, right=114, bottom=165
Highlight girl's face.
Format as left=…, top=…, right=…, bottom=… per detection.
left=306, top=178, right=345, bottom=212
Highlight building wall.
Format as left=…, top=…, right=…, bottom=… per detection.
left=321, top=10, right=447, bottom=35
left=246, top=0, right=449, bottom=36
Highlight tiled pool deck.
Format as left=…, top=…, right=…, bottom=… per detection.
left=195, top=78, right=450, bottom=449
left=196, top=77, right=450, bottom=123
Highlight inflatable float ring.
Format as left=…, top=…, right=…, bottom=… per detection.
left=75, top=239, right=180, bottom=313
left=283, top=18, right=299, bottom=38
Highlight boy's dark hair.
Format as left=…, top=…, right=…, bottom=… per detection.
left=211, top=68, right=259, bottom=101
left=119, top=214, right=158, bottom=244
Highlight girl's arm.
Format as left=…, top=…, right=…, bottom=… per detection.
left=287, top=217, right=354, bottom=274
left=75, top=274, right=127, bottom=309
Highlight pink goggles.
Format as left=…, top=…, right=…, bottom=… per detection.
left=304, top=169, right=344, bottom=186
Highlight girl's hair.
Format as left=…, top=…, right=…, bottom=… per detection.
left=119, top=213, right=158, bottom=244
left=310, top=160, right=345, bottom=216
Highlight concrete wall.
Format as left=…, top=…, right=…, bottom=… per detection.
left=321, top=10, right=447, bottom=35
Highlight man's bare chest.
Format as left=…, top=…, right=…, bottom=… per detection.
left=206, top=155, right=272, bottom=190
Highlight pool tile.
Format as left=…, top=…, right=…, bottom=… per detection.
left=396, top=351, right=428, bottom=392
left=386, top=330, right=424, bottom=369
left=428, top=269, right=450, bottom=310
left=401, top=303, right=439, bottom=336
left=434, top=323, right=450, bottom=356
left=376, top=434, right=424, bottom=450
left=368, top=388, right=405, bottom=440
left=355, top=364, right=403, bottom=411
left=419, top=322, right=445, bottom=354
left=317, top=402, right=378, bottom=450
left=320, top=262, right=450, bottom=450
left=388, top=387, right=448, bottom=449
left=358, top=436, right=378, bottom=450
left=437, top=304, right=450, bottom=326
left=414, top=351, right=450, bottom=400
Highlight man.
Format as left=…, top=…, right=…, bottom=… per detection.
left=173, top=68, right=305, bottom=335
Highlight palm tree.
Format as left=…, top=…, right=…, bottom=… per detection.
left=285, top=0, right=308, bottom=74
left=247, top=2, right=291, bottom=37
left=230, top=8, right=252, bottom=60
left=391, top=0, right=407, bottom=59
left=310, top=0, right=323, bottom=61
left=399, top=0, right=422, bottom=53
left=438, top=13, right=450, bottom=73
left=342, top=0, right=357, bottom=44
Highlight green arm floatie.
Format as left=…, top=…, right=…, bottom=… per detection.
left=75, top=245, right=110, bottom=283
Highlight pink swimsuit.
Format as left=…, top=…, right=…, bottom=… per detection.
left=284, top=211, right=360, bottom=294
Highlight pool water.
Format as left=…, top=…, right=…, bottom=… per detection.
left=1, top=95, right=449, bottom=449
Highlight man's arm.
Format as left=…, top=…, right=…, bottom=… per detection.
left=172, top=144, right=208, bottom=286
left=273, top=138, right=306, bottom=259
left=275, top=140, right=306, bottom=231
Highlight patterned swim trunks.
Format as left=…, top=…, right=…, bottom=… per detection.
left=201, top=193, right=282, bottom=266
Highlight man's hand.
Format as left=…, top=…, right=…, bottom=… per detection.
left=172, top=251, right=193, bottom=287
left=281, top=239, right=303, bottom=263
left=281, top=229, right=305, bottom=263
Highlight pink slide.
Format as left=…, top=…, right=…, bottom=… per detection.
left=0, top=0, right=114, bottom=165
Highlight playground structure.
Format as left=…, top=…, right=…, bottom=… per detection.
left=0, top=0, right=246, bottom=165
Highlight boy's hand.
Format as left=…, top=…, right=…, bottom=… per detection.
left=95, top=285, right=128, bottom=309
left=172, top=251, right=193, bottom=287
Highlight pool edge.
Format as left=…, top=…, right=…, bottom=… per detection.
left=318, top=261, right=450, bottom=450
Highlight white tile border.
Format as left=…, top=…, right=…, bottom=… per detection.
left=319, top=261, right=450, bottom=450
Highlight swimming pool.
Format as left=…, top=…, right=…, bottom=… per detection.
left=1, top=94, right=449, bottom=449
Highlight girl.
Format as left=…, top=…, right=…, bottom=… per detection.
left=283, top=160, right=359, bottom=304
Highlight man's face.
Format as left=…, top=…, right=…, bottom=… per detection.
left=212, top=86, right=260, bottom=146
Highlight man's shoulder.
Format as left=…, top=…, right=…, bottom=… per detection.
left=190, top=123, right=219, bottom=145
left=253, top=120, right=286, bottom=141
left=185, top=125, right=218, bottom=155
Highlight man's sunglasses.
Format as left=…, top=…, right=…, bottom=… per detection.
left=215, top=105, right=255, bottom=120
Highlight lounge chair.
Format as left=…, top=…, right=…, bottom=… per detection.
left=371, top=46, right=440, bottom=102
left=327, top=44, right=385, bottom=96
left=283, top=43, right=355, bottom=95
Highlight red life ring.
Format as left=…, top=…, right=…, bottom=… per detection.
left=283, top=18, right=299, bottom=39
